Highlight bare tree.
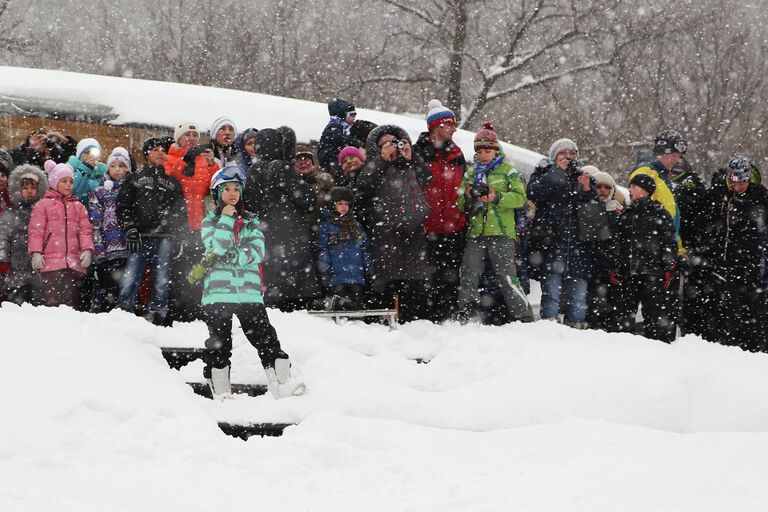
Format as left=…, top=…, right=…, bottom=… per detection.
left=369, top=0, right=630, bottom=128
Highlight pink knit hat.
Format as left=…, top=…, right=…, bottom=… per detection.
left=338, top=146, right=366, bottom=165
left=44, top=159, right=74, bottom=190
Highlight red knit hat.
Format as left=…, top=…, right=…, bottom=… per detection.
left=474, top=122, right=500, bottom=151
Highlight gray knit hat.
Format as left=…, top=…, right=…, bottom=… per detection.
left=548, top=138, right=579, bottom=161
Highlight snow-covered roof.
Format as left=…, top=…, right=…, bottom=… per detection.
left=0, top=66, right=543, bottom=175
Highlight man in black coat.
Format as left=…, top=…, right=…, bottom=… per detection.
left=115, top=138, right=188, bottom=324
left=698, top=156, right=768, bottom=352
left=356, top=124, right=432, bottom=322
left=609, top=174, right=678, bottom=342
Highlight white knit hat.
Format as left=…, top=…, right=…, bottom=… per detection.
left=76, top=137, right=101, bottom=159
left=209, top=117, right=237, bottom=139
left=174, top=121, right=200, bottom=142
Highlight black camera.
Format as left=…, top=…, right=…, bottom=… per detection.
left=391, top=139, right=406, bottom=150
left=565, top=157, right=580, bottom=171
left=470, top=182, right=490, bottom=198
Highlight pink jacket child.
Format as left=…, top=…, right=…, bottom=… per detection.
left=28, top=160, right=94, bottom=306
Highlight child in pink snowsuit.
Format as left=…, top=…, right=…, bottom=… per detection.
left=28, top=160, right=94, bottom=307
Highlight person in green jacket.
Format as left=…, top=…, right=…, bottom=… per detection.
left=455, top=123, right=533, bottom=323
left=197, top=163, right=306, bottom=400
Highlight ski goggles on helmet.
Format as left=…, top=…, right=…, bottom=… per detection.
left=216, top=165, right=245, bottom=182
left=210, top=164, right=246, bottom=196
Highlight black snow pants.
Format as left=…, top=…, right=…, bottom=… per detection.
left=202, top=303, right=288, bottom=378
left=611, top=274, right=678, bottom=343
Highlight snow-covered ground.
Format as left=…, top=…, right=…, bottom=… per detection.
left=3, top=303, right=768, bottom=511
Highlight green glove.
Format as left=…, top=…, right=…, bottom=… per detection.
left=187, top=253, right=217, bottom=284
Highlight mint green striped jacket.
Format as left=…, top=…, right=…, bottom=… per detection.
left=200, top=211, right=265, bottom=305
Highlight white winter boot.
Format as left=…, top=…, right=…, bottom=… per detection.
left=207, top=366, right=233, bottom=400
left=264, top=358, right=306, bottom=399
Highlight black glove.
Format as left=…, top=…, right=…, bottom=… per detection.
left=182, top=145, right=208, bottom=177
left=125, top=229, right=142, bottom=254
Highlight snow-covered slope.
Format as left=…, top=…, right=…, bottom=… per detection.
left=0, top=66, right=544, bottom=175
left=3, top=304, right=768, bottom=511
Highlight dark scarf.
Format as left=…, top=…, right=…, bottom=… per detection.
left=328, top=211, right=361, bottom=242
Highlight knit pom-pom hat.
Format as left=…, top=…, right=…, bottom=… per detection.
left=426, top=99, right=457, bottom=131
left=474, top=122, right=500, bottom=152
left=44, top=159, right=74, bottom=190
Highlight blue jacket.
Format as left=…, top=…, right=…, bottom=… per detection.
left=68, top=155, right=106, bottom=204
left=316, top=209, right=372, bottom=286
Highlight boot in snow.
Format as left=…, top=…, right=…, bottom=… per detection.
left=265, top=358, right=306, bottom=399
left=207, top=365, right=233, bottom=400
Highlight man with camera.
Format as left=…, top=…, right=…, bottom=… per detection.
left=526, top=138, right=598, bottom=328
left=356, top=124, right=432, bottom=322
left=10, top=128, right=77, bottom=168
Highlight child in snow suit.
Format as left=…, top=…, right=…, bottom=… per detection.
left=88, top=147, right=132, bottom=312
left=316, top=186, right=372, bottom=310
left=455, top=123, right=534, bottom=323
left=609, top=173, right=678, bottom=342
left=0, top=164, right=48, bottom=305
left=28, top=160, right=94, bottom=307
left=198, top=163, right=306, bottom=400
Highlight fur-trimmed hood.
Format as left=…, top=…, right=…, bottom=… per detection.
left=8, top=164, right=48, bottom=205
left=365, top=124, right=411, bottom=160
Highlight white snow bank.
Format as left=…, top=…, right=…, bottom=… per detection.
left=3, top=304, right=768, bottom=511
left=0, top=66, right=544, bottom=175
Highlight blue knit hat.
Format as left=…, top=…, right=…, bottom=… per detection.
left=426, top=99, right=456, bottom=131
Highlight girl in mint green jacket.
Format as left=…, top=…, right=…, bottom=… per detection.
left=199, top=163, right=305, bottom=400
left=455, top=123, right=533, bottom=323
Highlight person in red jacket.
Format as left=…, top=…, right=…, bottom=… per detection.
left=413, top=99, right=467, bottom=322
left=164, top=120, right=219, bottom=322
left=28, top=160, right=94, bottom=307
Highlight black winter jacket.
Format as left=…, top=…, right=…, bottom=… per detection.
left=611, top=197, right=677, bottom=277
left=701, top=183, right=768, bottom=282
left=116, top=165, right=188, bottom=237
left=318, top=119, right=358, bottom=173
left=357, top=125, right=432, bottom=288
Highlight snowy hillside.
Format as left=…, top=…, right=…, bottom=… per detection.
left=0, top=66, right=544, bottom=175
left=3, top=304, right=768, bottom=511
